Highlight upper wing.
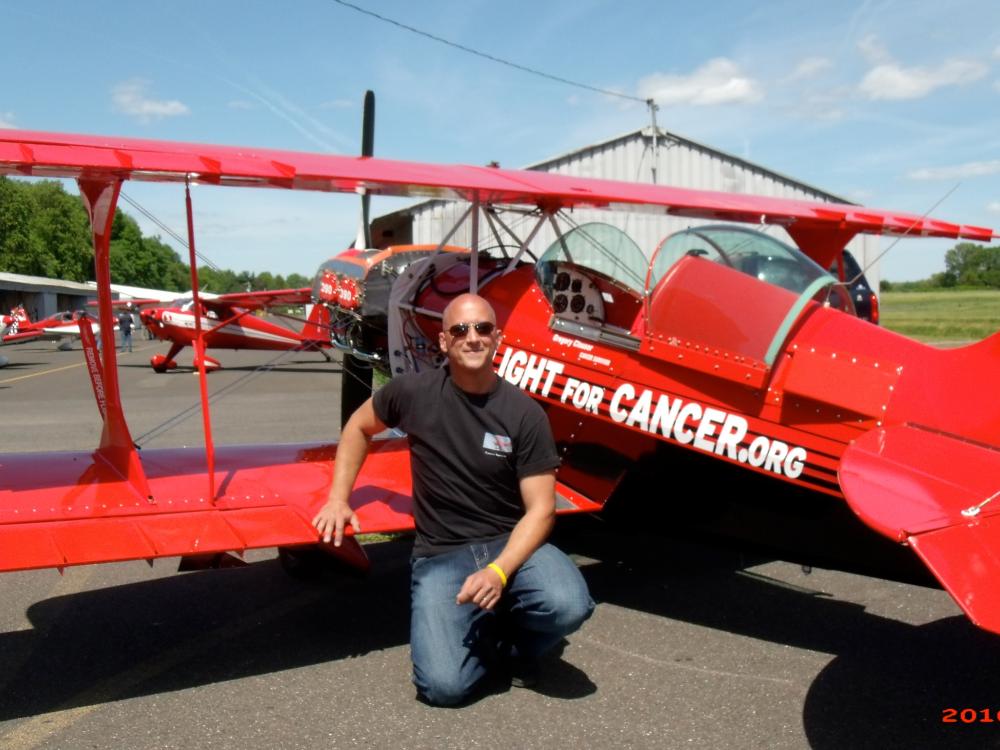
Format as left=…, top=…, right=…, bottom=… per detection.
left=37, top=322, right=115, bottom=339
left=202, top=287, right=313, bottom=314
left=0, top=437, right=601, bottom=573
left=102, top=298, right=165, bottom=309
left=0, top=129, right=993, bottom=244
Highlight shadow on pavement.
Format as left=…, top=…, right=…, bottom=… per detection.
left=554, top=520, right=1000, bottom=750
left=4, top=523, right=997, bottom=749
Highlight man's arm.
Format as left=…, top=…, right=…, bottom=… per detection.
left=311, top=396, right=388, bottom=546
left=455, top=471, right=556, bottom=610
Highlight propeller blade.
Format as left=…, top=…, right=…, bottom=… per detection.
left=354, top=90, right=375, bottom=250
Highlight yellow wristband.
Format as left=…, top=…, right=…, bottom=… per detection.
left=487, top=562, right=508, bottom=587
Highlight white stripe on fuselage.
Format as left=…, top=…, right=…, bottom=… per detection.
left=159, top=312, right=293, bottom=344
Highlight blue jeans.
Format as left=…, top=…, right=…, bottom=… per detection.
left=410, top=536, right=594, bottom=706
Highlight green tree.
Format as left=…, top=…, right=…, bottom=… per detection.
left=1, top=176, right=307, bottom=292
left=944, top=242, right=1000, bottom=288
left=27, top=181, right=93, bottom=281
left=0, top=177, right=51, bottom=276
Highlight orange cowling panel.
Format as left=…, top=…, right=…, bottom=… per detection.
left=0, top=437, right=602, bottom=573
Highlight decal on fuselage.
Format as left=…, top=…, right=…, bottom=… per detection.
left=497, top=346, right=808, bottom=480
left=551, top=333, right=613, bottom=367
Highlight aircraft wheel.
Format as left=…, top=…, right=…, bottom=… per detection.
left=151, top=355, right=178, bottom=373
left=58, top=340, right=73, bottom=351
left=278, top=545, right=360, bottom=582
left=0, top=355, right=8, bottom=368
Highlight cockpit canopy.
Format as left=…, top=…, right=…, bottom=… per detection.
left=537, top=223, right=648, bottom=294
left=534, top=223, right=648, bottom=328
left=651, top=225, right=843, bottom=304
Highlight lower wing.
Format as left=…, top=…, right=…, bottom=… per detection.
left=0, top=437, right=601, bottom=573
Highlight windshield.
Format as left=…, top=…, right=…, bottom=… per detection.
left=536, top=223, right=648, bottom=293
left=650, top=225, right=835, bottom=298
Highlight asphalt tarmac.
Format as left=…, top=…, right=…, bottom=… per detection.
left=1, top=340, right=998, bottom=749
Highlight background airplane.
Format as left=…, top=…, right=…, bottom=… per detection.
left=136, top=287, right=333, bottom=372
left=1, top=304, right=115, bottom=350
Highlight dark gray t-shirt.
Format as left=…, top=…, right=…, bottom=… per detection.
left=373, top=366, right=560, bottom=557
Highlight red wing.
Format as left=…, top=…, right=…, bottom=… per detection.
left=96, top=298, right=164, bottom=309
left=1, top=330, right=43, bottom=345
left=0, top=129, right=993, bottom=243
left=202, top=287, right=312, bottom=313
left=0, top=437, right=601, bottom=573
left=840, top=425, right=1000, bottom=632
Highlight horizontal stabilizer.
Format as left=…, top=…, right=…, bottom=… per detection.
left=840, top=424, right=1000, bottom=632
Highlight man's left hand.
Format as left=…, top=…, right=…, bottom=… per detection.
left=456, top=567, right=504, bottom=610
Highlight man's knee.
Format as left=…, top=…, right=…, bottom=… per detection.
left=413, top=668, right=476, bottom=707
left=547, top=585, right=594, bottom=634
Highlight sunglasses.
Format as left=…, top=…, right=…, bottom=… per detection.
left=447, top=321, right=496, bottom=337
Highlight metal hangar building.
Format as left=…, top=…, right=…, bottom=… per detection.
left=372, top=127, right=881, bottom=292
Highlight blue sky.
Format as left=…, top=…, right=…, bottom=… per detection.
left=1, top=0, right=998, bottom=280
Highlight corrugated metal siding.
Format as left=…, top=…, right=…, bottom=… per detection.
left=405, top=131, right=881, bottom=291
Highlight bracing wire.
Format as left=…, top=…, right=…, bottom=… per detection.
left=329, top=0, right=647, bottom=105
left=119, top=190, right=224, bottom=273
left=134, top=347, right=369, bottom=445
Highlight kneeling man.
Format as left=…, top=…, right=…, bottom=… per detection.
left=313, top=293, right=593, bottom=705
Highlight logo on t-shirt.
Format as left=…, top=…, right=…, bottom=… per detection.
left=482, top=432, right=513, bottom=456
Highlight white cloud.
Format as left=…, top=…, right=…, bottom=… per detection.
left=0, top=112, right=15, bottom=128
left=112, top=79, right=190, bottom=122
left=857, top=34, right=891, bottom=65
left=638, top=58, right=763, bottom=106
left=787, top=57, right=833, bottom=82
left=783, top=86, right=852, bottom=122
left=994, top=45, right=1000, bottom=60
left=860, top=58, right=988, bottom=100
left=987, top=201, right=1000, bottom=213
left=907, top=159, right=1000, bottom=180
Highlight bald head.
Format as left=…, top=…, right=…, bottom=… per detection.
left=442, top=294, right=497, bottom=329
left=438, top=293, right=501, bottom=386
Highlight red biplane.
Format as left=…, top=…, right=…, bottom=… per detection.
left=135, top=243, right=468, bottom=373
left=0, top=128, right=998, bottom=638
left=136, top=288, right=330, bottom=372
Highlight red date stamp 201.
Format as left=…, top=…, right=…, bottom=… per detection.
left=943, top=709, right=998, bottom=723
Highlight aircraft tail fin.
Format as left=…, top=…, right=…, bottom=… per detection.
left=840, top=424, right=1000, bottom=634
left=300, top=303, right=331, bottom=343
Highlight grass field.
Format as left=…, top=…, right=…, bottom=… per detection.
left=879, top=289, right=1000, bottom=342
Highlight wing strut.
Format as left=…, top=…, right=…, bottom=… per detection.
left=77, top=178, right=153, bottom=503
left=184, top=177, right=217, bottom=502
left=469, top=197, right=480, bottom=293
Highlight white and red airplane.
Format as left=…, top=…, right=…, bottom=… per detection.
left=1, top=304, right=115, bottom=350
left=137, top=288, right=333, bottom=372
